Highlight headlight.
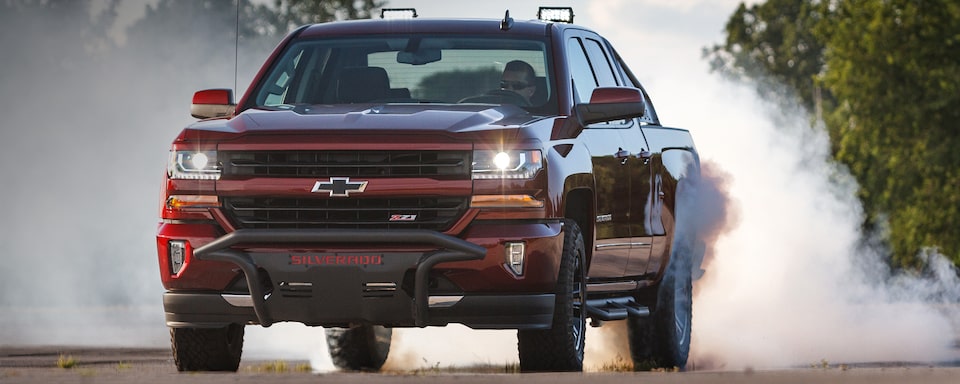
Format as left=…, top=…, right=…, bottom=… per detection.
left=472, top=150, right=542, bottom=179
left=168, top=150, right=221, bottom=180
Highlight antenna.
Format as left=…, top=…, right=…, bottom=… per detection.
left=234, top=0, right=240, bottom=98
left=500, top=10, right=514, bottom=31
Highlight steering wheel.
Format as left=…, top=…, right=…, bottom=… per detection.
left=459, top=89, right=531, bottom=107
left=484, top=89, right=531, bottom=107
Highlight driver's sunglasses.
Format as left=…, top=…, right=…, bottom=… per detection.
left=500, top=80, right=531, bottom=91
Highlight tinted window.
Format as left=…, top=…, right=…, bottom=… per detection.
left=252, top=36, right=554, bottom=113
left=583, top=39, right=619, bottom=87
left=566, top=38, right=596, bottom=103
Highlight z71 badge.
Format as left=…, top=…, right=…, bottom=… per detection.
left=389, top=214, right=417, bottom=222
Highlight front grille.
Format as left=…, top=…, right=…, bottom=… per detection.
left=223, top=197, right=469, bottom=231
left=221, top=150, right=470, bottom=178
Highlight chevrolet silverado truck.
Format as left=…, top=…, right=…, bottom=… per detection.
left=157, top=7, right=703, bottom=372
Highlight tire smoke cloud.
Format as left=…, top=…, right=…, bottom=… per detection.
left=687, top=82, right=960, bottom=369
left=0, top=1, right=272, bottom=347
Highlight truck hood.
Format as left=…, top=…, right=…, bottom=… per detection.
left=189, top=104, right=542, bottom=137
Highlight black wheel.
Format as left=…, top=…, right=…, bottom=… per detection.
left=626, top=252, right=692, bottom=370
left=518, top=219, right=587, bottom=372
left=170, top=324, right=244, bottom=372
left=325, top=325, right=392, bottom=371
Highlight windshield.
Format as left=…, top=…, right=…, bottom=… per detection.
left=251, top=35, right=555, bottom=114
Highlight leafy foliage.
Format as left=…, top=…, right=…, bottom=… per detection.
left=708, top=0, right=960, bottom=267
left=273, top=0, right=385, bottom=32
left=705, top=0, right=827, bottom=112
left=820, top=0, right=960, bottom=267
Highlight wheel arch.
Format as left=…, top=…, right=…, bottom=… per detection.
left=561, top=177, right=594, bottom=273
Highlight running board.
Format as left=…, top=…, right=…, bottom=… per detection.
left=585, top=297, right=650, bottom=321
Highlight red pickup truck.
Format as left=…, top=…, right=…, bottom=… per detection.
left=157, top=7, right=704, bottom=372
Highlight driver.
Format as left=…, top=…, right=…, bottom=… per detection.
left=500, top=60, right=537, bottom=104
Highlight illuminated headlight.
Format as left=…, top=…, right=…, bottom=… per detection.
left=169, top=240, right=187, bottom=275
left=168, top=151, right=221, bottom=180
left=472, top=150, right=542, bottom=179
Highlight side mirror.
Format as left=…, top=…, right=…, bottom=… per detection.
left=576, top=87, right=645, bottom=126
left=552, top=87, right=646, bottom=140
left=191, top=89, right=235, bottom=119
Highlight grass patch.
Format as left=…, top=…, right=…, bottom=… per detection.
left=649, top=366, right=681, bottom=373
left=386, top=359, right=520, bottom=375
left=56, top=354, right=79, bottom=369
left=598, top=354, right=633, bottom=372
left=248, top=360, right=313, bottom=373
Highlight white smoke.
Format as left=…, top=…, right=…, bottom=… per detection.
left=0, top=0, right=266, bottom=348
left=687, top=79, right=960, bottom=369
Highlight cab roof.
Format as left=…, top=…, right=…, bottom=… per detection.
left=297, top=18, right=574, bottom=38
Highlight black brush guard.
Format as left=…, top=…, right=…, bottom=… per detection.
left=192, top=228, right=486, bottom=327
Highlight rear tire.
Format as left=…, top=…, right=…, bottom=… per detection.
left=170, top=324, right=244, bottom=372
left=325, top=325, right=392, bottom=371
left=626, top=253, right=692, bottom=370
left=518, top=220, right=587, bottom=372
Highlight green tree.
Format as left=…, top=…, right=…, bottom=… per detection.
left=705, top=0, right=828, bottom=112
left=819, top=0, right=960, bottom=267
left=709, top=0, right=960, bottom=267
left=272, top=0, right=385, bottom=32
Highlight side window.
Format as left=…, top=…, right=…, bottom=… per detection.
left=259, top=49, right=305, bottom=106
left=583, top=39, right=619, bottom=87
left=566, top=38, right=597, bottom=103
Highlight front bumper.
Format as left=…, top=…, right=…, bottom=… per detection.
left=162, top=228, right=556, bottom=329
left=164, top=291, right=554, bottom=330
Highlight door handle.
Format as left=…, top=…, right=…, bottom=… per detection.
left=615, top=147, right=630, bottom=165
left=636, top=149, right=651, bottom=165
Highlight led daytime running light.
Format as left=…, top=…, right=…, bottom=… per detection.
left=472, top=150, right=542, bottom=179
left=470, top=195, right=544, bottom=208
left=168, top=150, right=221, bottom=180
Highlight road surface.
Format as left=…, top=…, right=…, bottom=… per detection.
left=2, top=345, right=960, bottom=384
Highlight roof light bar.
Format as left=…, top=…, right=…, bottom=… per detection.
left=381, top=8, right=417, bottom=19
left=537, top=7, right=574, bottom=23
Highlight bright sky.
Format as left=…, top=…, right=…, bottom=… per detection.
left=104, top=0, right=751, bottom=128
left=397, top=0, right=752, bottom=128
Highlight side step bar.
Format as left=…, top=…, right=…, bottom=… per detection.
left=585, top=296, right=650, bottom=322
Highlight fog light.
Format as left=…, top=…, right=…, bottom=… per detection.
left=505, top=242, right=525, bottom=276
left=169, top=240, right=187, bottom=275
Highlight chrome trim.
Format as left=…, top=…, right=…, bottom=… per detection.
left=364, top=282, right=397, bottom=288
left=364, top=282, right=398, bottom=292
left=428, top=295, right=464, bottom=308
left=280, top=281, right=312, bottom=287
left=221, top=294, right=254, bottom=307
left=595, top=242, right=651, bottom=249
left=586, top=281, right=639, bottom=292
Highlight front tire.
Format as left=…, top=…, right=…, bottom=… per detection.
left=518, top=220, right=587, bottom=372
left=325, top=325, right=392, bottom=371
left=170, top=324, right=244, bottom=372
